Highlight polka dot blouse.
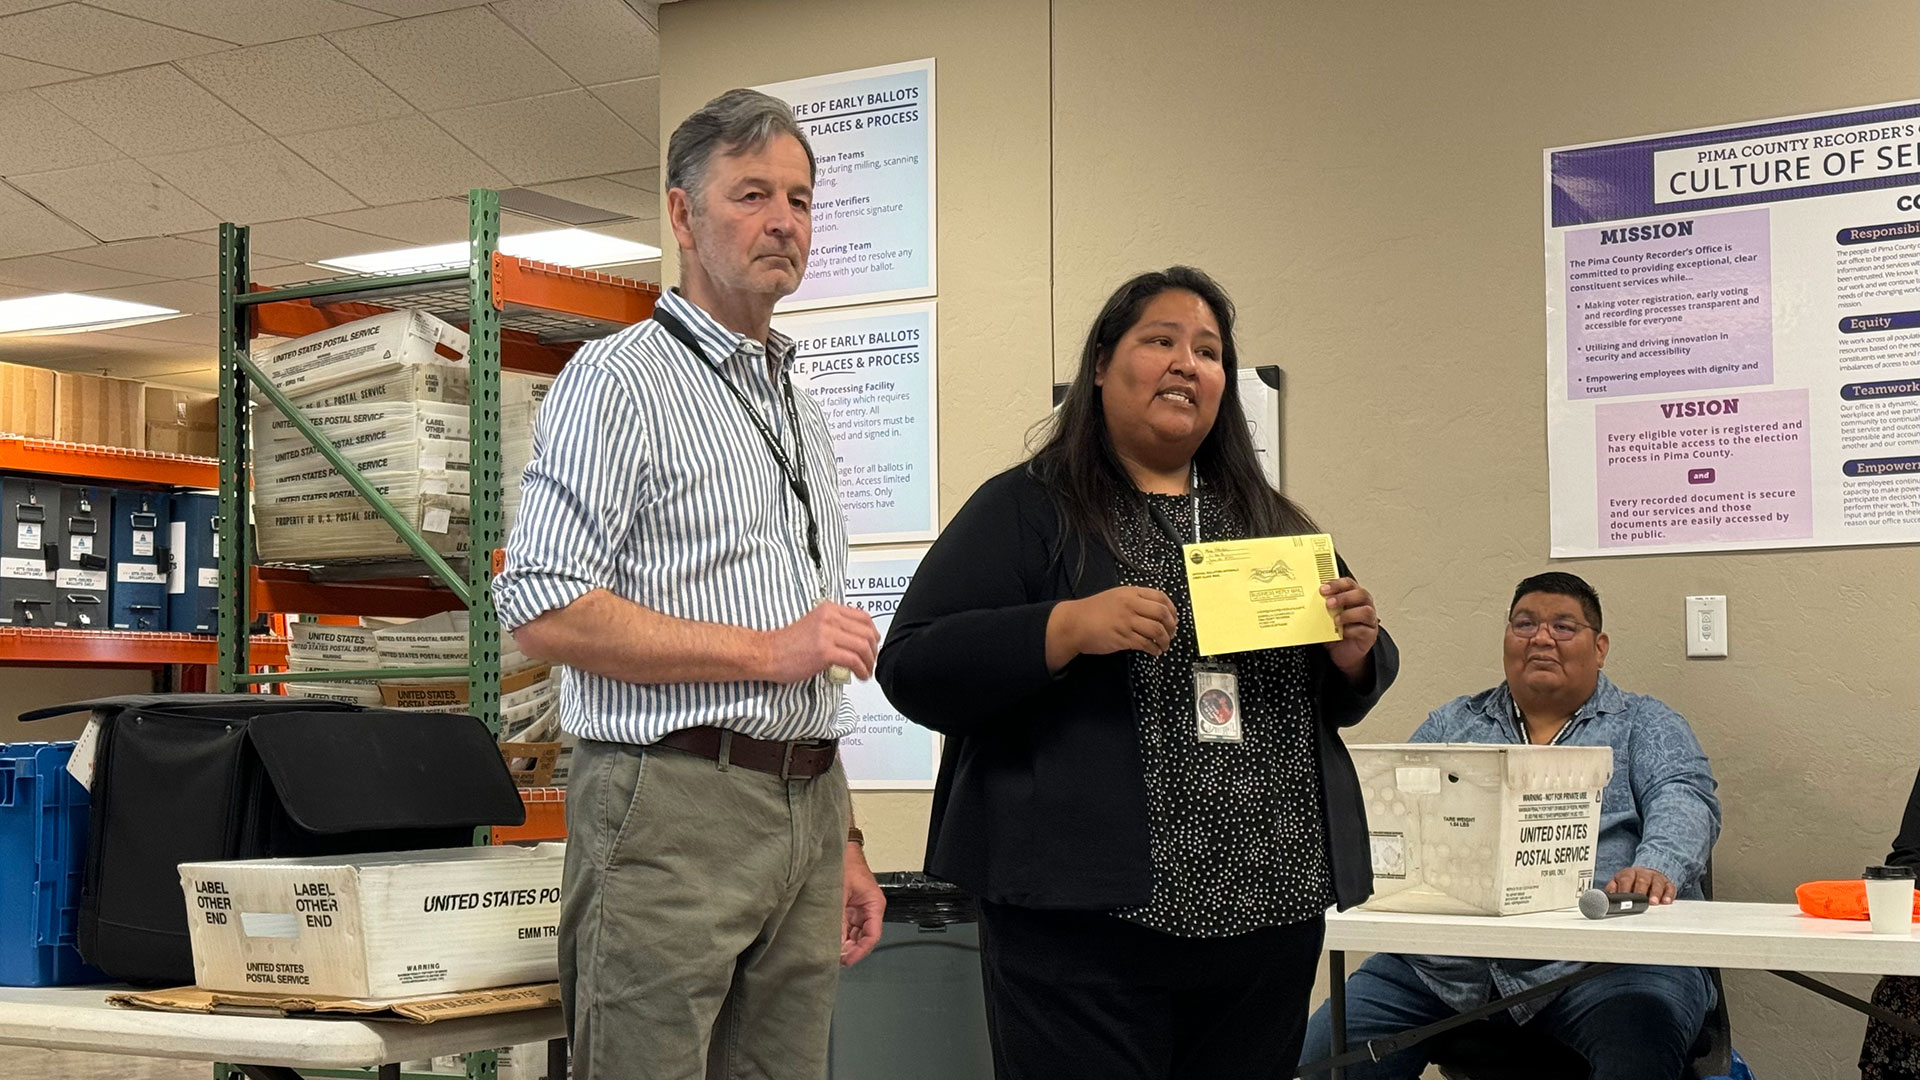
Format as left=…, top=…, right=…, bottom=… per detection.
left=1108, top=489, right=1335, bottom=937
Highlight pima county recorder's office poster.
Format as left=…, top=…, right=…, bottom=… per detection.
left=1546, top=99, right=1920, bottom=556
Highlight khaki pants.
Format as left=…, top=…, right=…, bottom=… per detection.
left=561, top=737, right=850, bottom=1080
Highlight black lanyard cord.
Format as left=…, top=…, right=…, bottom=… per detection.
left=652, top=309, right=824, bottom=574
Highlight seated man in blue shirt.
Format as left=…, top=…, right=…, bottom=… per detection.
left=1302, top=572, right=1720, bottom=1080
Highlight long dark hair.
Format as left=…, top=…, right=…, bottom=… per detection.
left=1029, top=266, right=1316, bottom=575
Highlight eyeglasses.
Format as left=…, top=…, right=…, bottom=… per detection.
left=1506, top=616, right=1595, bottom=642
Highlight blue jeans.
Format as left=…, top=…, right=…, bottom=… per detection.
left=1300, top=953, right=1713, bottom=1080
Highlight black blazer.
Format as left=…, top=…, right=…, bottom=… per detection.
left=876, top=464, right=1398, bottom=911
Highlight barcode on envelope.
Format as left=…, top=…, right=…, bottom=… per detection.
left=1314, top=551, right=1336, bottom=582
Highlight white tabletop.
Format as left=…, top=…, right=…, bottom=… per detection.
left=0, top=986, right=565, bottom=1068
left=1325, top=900, right=1920, bottom=977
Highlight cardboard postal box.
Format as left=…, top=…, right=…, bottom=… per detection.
left=54, top=372, right=145, bottom=449
left=255, top=310, right=467, bottom=397
left=178, top=844, right=564, bottom=999
left=1351, top=743, right=1614, bottom=916
left=0, top=361, right=57, bottom=438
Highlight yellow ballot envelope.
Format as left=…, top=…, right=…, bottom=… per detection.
left=1183, top=533, right=1341, bottom=655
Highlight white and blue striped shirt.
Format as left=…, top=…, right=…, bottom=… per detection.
left=493, top=288, right=855, bottom=745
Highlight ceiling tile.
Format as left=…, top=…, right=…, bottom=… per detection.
left=335, top=0, right=489, bottom=13
left=0, top=53, right=85, bottom=92
left=327, top=7, right=572, bottom=113
left=202, top=217, right=393, bottom=262
left=0, top=253, right=163, bottom=290
left=0, top=3, right=231, bottom=74
left=176, top=37, right=412, bottom=137
left=143, top=365, right=218, bottom=391
left=92, top=277, right=218, bottom=314
left=143, top=140, right=364, bottom=223
left=99, top=311, right=217, bottom=345
left=0, top=89, right=120, bottom=175
left=86, top=0, right=391, bottom=46
left=527, top=177, right=657, bottom=221
left=604, top=167, right=658, bottom=193
left=13, top=343, right=217, bottom=372
left=587, top=76, right=658, bottom=144
left=434, top=91, right=649, bottom=185
left=284, top=114, right=506, bottom=206
left=0, top=182, right=95, bottom=257
left=594, top=259, right=658, bottom=285
left=313, top=197, right=476, bottom=244
left=592, top=217, right=659, bottom=247
left=493, top=0, right=658, bottom=86
left=38, top=65, right=265, bottom=158
left=9, top=159, right=216, bottom=240
left=57, top=235, right=286, bottom=278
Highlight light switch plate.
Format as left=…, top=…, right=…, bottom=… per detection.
left=1685, top=595, right=1728, bottom=657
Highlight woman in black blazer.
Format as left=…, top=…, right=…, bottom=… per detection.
left=876, top=266, right=1398, bottom=1080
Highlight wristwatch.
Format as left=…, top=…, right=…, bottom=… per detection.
left=846, top=825, right=866, bottom=846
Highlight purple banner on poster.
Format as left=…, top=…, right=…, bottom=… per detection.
left=1594, top=388, right=1812, bottom=548
left=1564, top=208, right=1773, bottom=399
left=1551, top=103, right=1920, bottom=227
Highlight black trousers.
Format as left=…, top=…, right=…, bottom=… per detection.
left=976, top=900, right=1326, bottom=1080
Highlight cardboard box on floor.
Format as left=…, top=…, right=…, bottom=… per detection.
left=54, top=372, right=145, bottom=449
left=144, top=388, right=218, bottom=457
left=178, top=844, right=565, bottom=999
left=1351, top=743, right=1614, bottom=916
left=0, top=362, right=56, bottom=438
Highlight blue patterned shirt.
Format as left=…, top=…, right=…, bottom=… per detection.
left=1401, top=672, right=1721, bottom=1022
left=493, top=288, right=855, bottom=745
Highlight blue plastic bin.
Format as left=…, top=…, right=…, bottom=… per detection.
left=0, top=742, right=102, bottom=986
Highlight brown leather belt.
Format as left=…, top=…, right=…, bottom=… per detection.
left=653, top=725, right=838, bottom=780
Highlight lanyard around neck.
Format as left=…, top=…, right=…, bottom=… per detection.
left=652, top=308, right=824, bottom=578
left=1147, top=464, right=1203, bottom=547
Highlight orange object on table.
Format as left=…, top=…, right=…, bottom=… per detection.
left=1796, top=879, right=1920, bottom=919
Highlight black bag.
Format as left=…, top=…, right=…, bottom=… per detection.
left=20, top=694, right=527, bottom=987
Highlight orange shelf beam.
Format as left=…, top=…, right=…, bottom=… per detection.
left=0, top=437, right=217, bottom=488
left=492, top=255, right=660, bottom=325
left=251, top=566, right=467, bottom=619
left=0, top=628, right=287, bottom=667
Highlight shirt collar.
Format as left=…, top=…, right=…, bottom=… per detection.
left=1486, top=671, right=1625, bottom=728
left=659, top=287, right=796, bottom=371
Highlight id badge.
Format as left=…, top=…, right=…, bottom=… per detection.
left=1193, top=663, right=1242, bottom=743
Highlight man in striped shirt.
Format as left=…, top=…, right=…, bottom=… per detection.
left=494, top=88, right=885, bottom=1080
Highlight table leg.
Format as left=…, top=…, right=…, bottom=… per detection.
left=234, top=1068, right=304, bottom=1080
left=1329, top=949, right=1346, bottom=1080
left=377, top=1065, right=399, bottom=1080
left=547, top=1036, right=569, bottom=1079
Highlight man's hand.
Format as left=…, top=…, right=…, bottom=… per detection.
left=1605, top=866, right=1677, bottom=904
left=842, top=842, right=885, bottom=966
left=1046, top=586, right=1178, bottom=671
left=764, top=603, right=879, bottom=684
left=1321, top=576, right=1379, bottom=682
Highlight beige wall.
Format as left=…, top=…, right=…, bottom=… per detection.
left=667, top=1, right=1918, bottom=1075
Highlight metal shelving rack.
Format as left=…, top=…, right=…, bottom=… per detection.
left=210, top=189, right=658, bottom=1080
left=215, top=188, right=661, bottom=732
left=0, top=438, right=292, bottom=671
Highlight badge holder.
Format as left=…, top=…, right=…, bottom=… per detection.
left=1193, top=661, right=1242, bottom=743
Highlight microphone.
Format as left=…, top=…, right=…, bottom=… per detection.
left=1579, top=888, right=1651, bottom=919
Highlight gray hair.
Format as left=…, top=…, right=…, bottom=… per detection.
left=666, top=88, right=816, bottom=209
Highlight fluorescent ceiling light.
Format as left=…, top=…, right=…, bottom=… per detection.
left=0, top=293, right=180, bottom=335
left=316, top=229, right=661, bottom=274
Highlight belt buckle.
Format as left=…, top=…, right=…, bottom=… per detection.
left=778, top=741, right=798, bottom=781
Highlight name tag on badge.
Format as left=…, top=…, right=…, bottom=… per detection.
left=1193, top=663, right=1242, bottom=743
